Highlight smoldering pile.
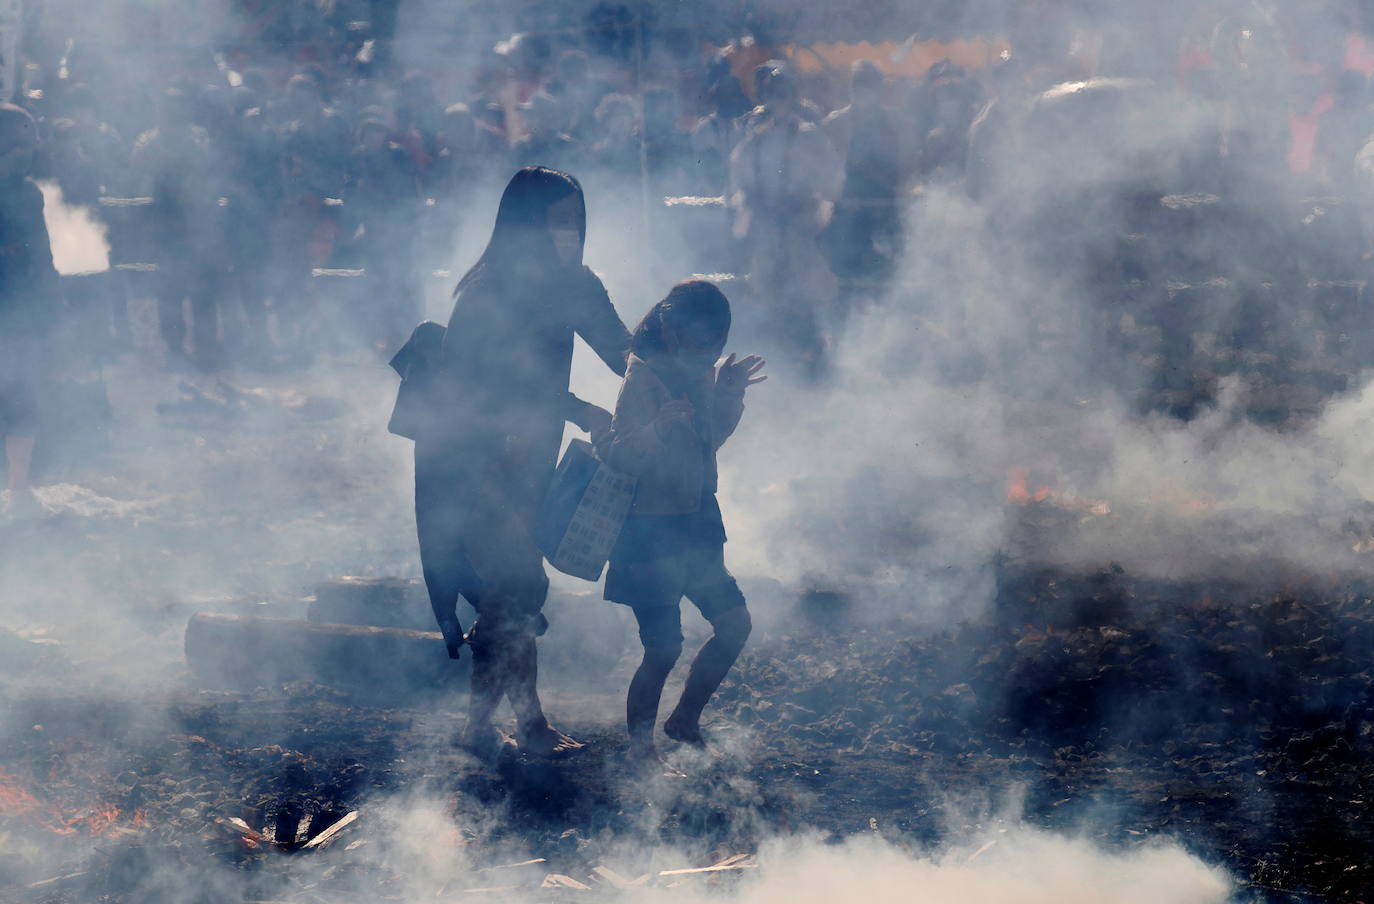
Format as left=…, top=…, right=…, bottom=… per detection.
left=8, top=561, right=1374, bottom=900
left=0, top=686, right=772, bottom=903
left=714, top=567, right=1374, bottom=899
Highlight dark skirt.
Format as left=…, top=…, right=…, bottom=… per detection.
left=413, top=434, right=554, bottom=637
left=611, top=493, right=727, bottom=563
left=604, top=494, right=732, bottom=609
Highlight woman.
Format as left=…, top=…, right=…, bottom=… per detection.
left=416, top=166, right=629, bottom=757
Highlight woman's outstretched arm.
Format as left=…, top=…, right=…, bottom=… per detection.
left=573, top=268, right=631, bottom=377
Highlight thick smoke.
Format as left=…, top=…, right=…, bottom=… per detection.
left=11, top=0, right=1374, bottom=898
left=702, top=11, right=1374, bottom=611
left=311, top=794, right=1237, bottom=904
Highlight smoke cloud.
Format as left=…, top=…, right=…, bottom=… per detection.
left=11, top=0, right=1374, bottom=899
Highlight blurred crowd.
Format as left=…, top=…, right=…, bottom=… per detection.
left=10, top=1, right=1374, bottom=385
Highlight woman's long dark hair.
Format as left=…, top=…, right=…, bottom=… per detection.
left=454, top=166, right=587, bottom=295
left=630, top=280, right=732, bottom=359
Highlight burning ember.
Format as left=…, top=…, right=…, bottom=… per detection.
left=0, top=770, right=146, bottom=838
left=1005, top=468, right=1111, bottom=516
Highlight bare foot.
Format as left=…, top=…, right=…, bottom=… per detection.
left=516, top=722, right=585, bottom=758
left=459, top=723, right=516, bottom=763
left=628, top=741, right=687, bottom=779
left=663, top=713, right=707, bottom=748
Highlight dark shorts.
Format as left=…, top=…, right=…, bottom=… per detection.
left=606, top=543, right=746, bottom=648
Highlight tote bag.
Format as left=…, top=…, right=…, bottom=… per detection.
left=536, top=439, right=635, bottom=581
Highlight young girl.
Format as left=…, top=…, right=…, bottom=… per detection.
left=596, top=280, right=766, bottom=768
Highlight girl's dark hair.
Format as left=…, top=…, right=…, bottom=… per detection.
left=454, top=165, right=586, bottom=295
left=630, top=280, right=732, bottom=358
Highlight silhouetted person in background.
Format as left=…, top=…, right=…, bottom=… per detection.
left=132, top=87, right=225, bottom=371
left=414, top=167, right=629, bottom=758
left=221, top=92, right=281, bottom=360
left=270, top=75, right=351, bottom=354
left=346, top=114, right=422, bottom=350
left=824, top=61, right=903, bottom=305
left=689, top=54, right=750, bottom=195
left=425, top=103, right=485, bottom=282
left=428, top=103, right=482, bottom=201
left=598, top=281, right=764, bottom=773
left=396, top=72, right=441, bottom=179
left=589, top=93, right=639, bottom=176
left=907, top=61, right=983, bottom=187
left=510, top=92, right=582, bottom=173
left=966, top=54, right=1035, bottom=204
left=53, top=83, right=125, bottom=199
left=546, top=50, right=604, bottom=142
left=730, top=61, right=842, bottom=378
left=0, top=105, right=60, bottom=519
left=643, top=87, right=692, bottom=196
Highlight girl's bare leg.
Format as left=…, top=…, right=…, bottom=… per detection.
left=628, top=643, right=682, bottom=758
left=665, top=607, right=752, bottom=746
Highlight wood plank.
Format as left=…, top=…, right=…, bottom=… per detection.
left=659, top=857, right=758, bottom=877
left=302, top=811, right=358, bottom=850
left=591, top=866, right=651, bottom=889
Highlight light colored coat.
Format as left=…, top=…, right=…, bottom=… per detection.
left=596, top=353, right=745, bottom=515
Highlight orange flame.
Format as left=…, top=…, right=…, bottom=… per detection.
left=1006, top=467, right=1053, bottom=504
left=0, top=771, right=147, bottom=837
left=1006, top=468, right=1111, bottom=516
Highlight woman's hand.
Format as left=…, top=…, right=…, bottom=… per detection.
left=577, top=403, right=613, bottom=443
left=717, top=353, right=767, bottom=395
left=437, top=616, right=465, bottom=660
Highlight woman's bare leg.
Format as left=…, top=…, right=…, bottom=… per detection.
left=508, top=633, right=583, bottom=756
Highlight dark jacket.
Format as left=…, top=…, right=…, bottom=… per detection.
left=420, top=263, right=629, bottom=510
left=596, top=353, right=745, bottom=515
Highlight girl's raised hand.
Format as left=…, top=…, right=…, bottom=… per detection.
left=717, top=353, right=767, bottom=394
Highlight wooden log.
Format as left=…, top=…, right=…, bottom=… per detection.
left=184, top=613, right=468, bottom=695
left=308, top=577, right=435, bottom=631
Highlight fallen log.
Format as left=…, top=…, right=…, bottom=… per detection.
left=185, top=613, right=467, bottom=695
left=308, top=577, right=436, bottom=631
